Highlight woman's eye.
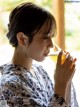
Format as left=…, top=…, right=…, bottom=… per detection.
left=43, top=37, right=49, bottom=39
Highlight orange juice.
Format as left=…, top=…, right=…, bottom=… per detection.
left=49, top=53, right=66, bottom=64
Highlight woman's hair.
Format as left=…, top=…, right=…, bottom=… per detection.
left=6, top=2, right=56, bottom=47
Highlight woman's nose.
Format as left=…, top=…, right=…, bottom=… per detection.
left=49, top=39, right=54, bottom=48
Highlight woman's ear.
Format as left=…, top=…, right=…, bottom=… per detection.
left=17, top=32, right=28, bottom=46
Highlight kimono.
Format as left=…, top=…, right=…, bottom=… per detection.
left=0, top=63, right=78, bottom=107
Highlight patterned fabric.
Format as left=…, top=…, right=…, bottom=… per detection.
left=0, top=63, right=78, bottom=107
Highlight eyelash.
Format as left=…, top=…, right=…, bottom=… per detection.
left=42, top=33, right=54, bottom=39
left=42, top=36, right=50, bottom=39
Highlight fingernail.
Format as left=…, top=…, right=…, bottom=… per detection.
left=74, top=58, right=77, bottom=62
left=66, top=53, right=70, bottom=58
left=70, top=57, right=73, bottom=61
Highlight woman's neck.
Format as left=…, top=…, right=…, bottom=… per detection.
left=11, top=48, right=33, bottom=71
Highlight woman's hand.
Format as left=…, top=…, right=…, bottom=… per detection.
left=54, top=50, right=76, bottom=99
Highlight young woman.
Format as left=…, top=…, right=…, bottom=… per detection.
left=0, top=2, right=78, bottom=107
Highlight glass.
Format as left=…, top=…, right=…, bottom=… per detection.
left=48, top=45, right=66, bottom=64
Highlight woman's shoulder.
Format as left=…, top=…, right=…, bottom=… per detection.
left=0, top=63, right=25, bottom=74
left=0, top=63, right=22, bottom=87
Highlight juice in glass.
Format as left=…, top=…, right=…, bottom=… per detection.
left=49, top=52, right=66, bottom=64
left=49, top=46, right=66, bottom=64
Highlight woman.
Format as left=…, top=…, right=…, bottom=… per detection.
left=0, top=2, right=78, bottom=107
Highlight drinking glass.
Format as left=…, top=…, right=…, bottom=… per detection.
left=48, top=45, right=66, bottom=64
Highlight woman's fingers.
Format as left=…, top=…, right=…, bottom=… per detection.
left=70, top=63, right=76, bottom=72
left=62, top=53, right=70, bottom=68
left=57, top=50, right=63, bottom=65
left=62, top=52, right=77, bottom=70
left=55, top=50, right=77, bottom=86
left=69, top=58, right=77, bottom=70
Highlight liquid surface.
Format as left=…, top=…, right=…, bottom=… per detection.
left=49, top=54, right=66, bottom=64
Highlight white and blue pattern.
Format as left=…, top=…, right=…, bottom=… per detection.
left=0, top=63, right=78, bottom=107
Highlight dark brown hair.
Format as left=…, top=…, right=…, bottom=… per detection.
left=6, top=2, right=56, bottom=47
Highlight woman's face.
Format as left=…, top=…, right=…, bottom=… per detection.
left=26, top=22, right=55, bottom=62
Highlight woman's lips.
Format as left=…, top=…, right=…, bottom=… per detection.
left=44, top=54, right=48, bottom=56
left=44, top=51, right=50, bottom=56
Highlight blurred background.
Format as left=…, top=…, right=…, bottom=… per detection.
left=0, top=0, right=80, bottom=106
